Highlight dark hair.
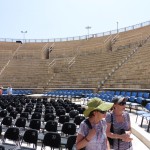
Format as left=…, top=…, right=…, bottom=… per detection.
left=88, top=110, right=95, bottom=118
left=88, top=110, right=100, bottom=118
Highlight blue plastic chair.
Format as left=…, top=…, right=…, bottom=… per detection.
left=137, top=92, right=143, bottom=97
left=131, top=92, right=137, bottom=97
left=129, top=96, right=141, bottom=112
left=135, top=102, right=150, bottom=123
left=120, top=91, right=126, bottom=96
left=143, top=92, right=150, bottom=99
left=115, top=91, right=121, bottom=96
left=146, top=116, right=150, bottom=132
left=125, top=91, right=131, bottom=98
left=140, top=103, right=150, bottom=127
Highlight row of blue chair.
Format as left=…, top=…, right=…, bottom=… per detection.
left=44, top=89, right=93, bottom=98
left=2, top=89, right=32, bottom=95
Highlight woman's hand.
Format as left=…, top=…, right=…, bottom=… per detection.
left=86, top=128, right=96, bottom=141
left=120, top=133, right=133, bottom=142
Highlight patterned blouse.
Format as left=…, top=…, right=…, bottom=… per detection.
left=106, top=111, right=133, bottom=150
left=78, top=119, right=108, bottom=150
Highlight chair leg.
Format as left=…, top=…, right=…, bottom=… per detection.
left=147, top=121, right=150, bottom=132
left=141, top=116, right=144, bottom=127
left=135, top=115, right=138, bottom=123
left=129, top=105, right=132, bottom=113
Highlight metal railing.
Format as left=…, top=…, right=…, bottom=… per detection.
left=0, top=21, right=150, bottom=43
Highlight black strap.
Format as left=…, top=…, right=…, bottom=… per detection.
left=110, top=113, right=113, bottom=132
left=84, top=119, right=92, bottom=129
left=110, top=113, right=113, bottom=124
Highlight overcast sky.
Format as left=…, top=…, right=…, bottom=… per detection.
left=0, top=0, right=150, bottom=40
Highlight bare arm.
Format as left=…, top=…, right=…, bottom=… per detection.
left=107, top=138, right=111, bottom=150
left=106, top=122, right=132, bottom=142
left=76, top=128, right=96, bottom=150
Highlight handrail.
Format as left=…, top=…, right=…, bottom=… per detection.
left=99, top=34, right=150, bottom=88
left=48, top=59, right=56, bottom=67
left=111, top=33, right=119, bottom=43
left=41, top=42, right=55, bottom=53
left=42, top=43, right=49, bottom=52
left=0, top=44, right=22, bottom=76
left=68, top=57, right=75, bottom=65
left=104, top=35, right=112, bottom=44
left=68, top=60, right=75, bottom=69
left=0, top=20, right=150, bottom=43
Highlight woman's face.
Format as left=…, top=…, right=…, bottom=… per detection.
left=115, top=101, right=126, bottom=111
left=94, top=110, right=107, bottom=119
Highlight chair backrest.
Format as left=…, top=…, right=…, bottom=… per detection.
left=77, top=107, right=85, bottom=115
left=6, top=106, right=14, bottom=113
left=136, top=97, right=143, bottom=104
left=145, top=103, right=150, bottom=111
left=15, top=117, right=26, bottom=128
left=56, top=109, right=66, bottom=117
left=69, top=110, right=79, bottom=118
left=115, top=91, right=121, bottom=96
left=137, top=92, right=143, bottom=97
left=44, top=120, right=58, bottom=132
left=143, top=93, right=150, bottom=99
left=129, top=96, right=135, bottom=102
left=74, top=104, right=81, bottom=110
left=45, top=105, right=53, bottom=109
left=0, top=110, right=7, bottom=118
left=65, top=106, right=74, bottom=113
left=0, top=145, right=5, bottom=150
left=9, top=110, right=18, bottom=119
left=42, top=132, right=61, bottom=149
left=22, top=129, right=38, bottom=148
left=66, top=135, right=77, bottom=150
left=15, top=106, right=23, bottom=114
left=45, top=109, right=54, bottom=115
left=4, top=127, right=20, bottom=141
left=125, top=91, right=131, bottom=97
left=131, top=92, right=137, bottom=97
left=34, top=108, right=42, bottom=113
left=58, top=115, right=70, bottom=125
left=61, top=122, right=76, bottom=135
left=24, top=107, right=32, bottom=114
left=20, top=112, right=29, bottom=120
left=31, top=112, right=41, bottom=120
left=55, top=106, right=64, bottom=111
left=121, top=91, right=126, bottom=96
left=44, top=113, right=55, bottom=122
left=35, top=105, right=42, bottom=109
left=1, top=116, right=12, bottom=126
left=29, top=119, right=41, bottom=130
left=74, top=116, right=85, bottom=125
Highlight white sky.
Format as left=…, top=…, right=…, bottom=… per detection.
left=0, top=0, right=150, bottom=40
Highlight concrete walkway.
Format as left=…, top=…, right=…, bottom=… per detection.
left=129, top=111, right=150, bottom=150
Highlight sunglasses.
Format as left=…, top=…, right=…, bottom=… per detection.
left=98, top=110, right=107, bottom=114
left=118, top=101, right=126, bottom=106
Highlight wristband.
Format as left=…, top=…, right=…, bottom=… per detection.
left=85, top=137, right=90, bottom=142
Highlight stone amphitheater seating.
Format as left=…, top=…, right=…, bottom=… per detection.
left=0, top=25, right=150, bottom=90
